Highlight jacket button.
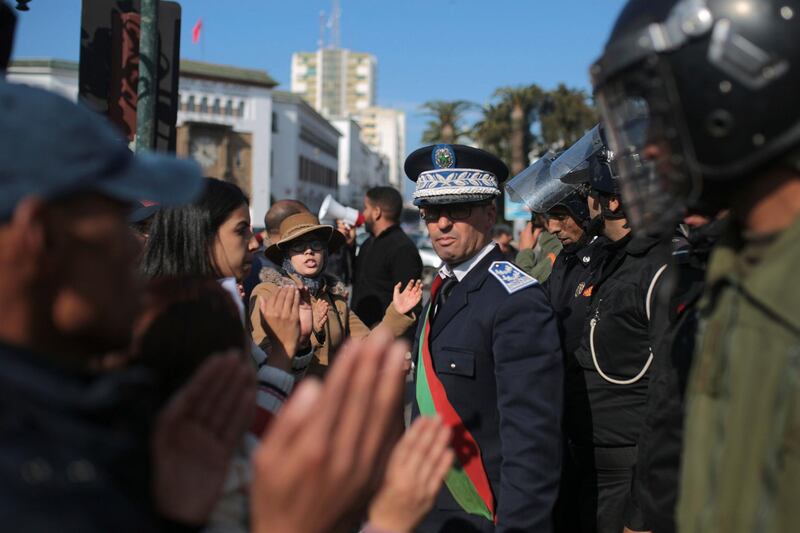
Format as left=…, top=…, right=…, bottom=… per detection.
left=450, top=362, right=456, bottom=369
left=21, top=458, right=52, bottom=484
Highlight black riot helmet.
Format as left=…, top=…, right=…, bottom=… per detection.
left=554, top=124, right=621, bottom=196
left=592, top=0, right=800, bottom=236
left=506, top=150, right=590, bottom=222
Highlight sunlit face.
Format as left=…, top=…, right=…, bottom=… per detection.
left=423, top=202, right=496, bottom=266
left=288, top=235, right=327, bottom=277
left=545, top=206, right=585, bottom=246
left=211, top=203, right=258, bottom=281
left=49, top=194, right=142, bottom=353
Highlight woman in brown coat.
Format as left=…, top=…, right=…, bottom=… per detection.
left=248, top=212, right=422, bottom=377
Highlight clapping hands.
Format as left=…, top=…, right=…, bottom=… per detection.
left=250, top=328, right=407, bottom=533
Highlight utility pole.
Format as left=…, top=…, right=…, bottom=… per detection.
left=134, top=0, right=158, bottom=152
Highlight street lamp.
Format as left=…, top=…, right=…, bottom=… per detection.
left=15, top=1, right=31, bottom=11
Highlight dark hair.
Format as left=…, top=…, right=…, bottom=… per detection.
left=366, top=186, right=402, bottom=223
left=264, top=199, right=308, bottom=233
left=140, top=178, right=248, bottom=279
left=492, top=224, right=512, bottom=237
left=132, top=276, right=246, bottom=402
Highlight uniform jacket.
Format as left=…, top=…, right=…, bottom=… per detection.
left=412, top=245, right=563, bottom=533
left=678, top=217, right=800, bottom=533
left=543, top=236, right=608, bottom=360
left=248, top=266, right=414, bottom=377
left=568, top=233, right=670, bottom=448
left=631, top=220, right=724, bottom=533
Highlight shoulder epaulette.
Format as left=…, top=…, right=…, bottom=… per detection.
left=488, top=261, right=537, bottom=294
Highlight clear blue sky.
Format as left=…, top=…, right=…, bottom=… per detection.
left=12, top=0, right=626, bottom=156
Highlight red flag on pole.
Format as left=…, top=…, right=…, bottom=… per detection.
left=192, top=18, right=202, bottom=44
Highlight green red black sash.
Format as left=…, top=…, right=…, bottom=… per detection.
left=415, top=275, right=495, bottom=521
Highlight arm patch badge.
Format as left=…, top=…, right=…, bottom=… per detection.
left=488, top=261, right=537, bottom=294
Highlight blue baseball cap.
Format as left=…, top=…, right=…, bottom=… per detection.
left=0, top=79, right=203, bottom=220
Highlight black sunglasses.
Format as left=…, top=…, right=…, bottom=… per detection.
left=287, top=239, right=325, bottom=253
left=419, top=201, right=492, bottom=222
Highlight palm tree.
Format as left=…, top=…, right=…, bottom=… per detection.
left=539, top=84, right=598, bottom=151
left=472, top=101, right=512, bottom=164
left=419, top=100, right=475, bottom=144
left=493, top=85, right=545, bottom=175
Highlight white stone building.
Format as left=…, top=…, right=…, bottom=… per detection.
left=271, top=91, right=340, bottom=213
left=291, top=48, right=376, bottom=118
left=331, top=118, right=389, bottom=207
left=353, top=106, right=406, bottom=190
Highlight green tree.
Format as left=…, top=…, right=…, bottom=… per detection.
left=539, top=84, right=598, bottom=151
left=492, top=85, right=545, bottom=175
left=420, top=100, right=475, bottom=144
left=472, top=101, right=512, bottom=163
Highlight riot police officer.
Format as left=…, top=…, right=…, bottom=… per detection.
left=551, top=125, right=670, bottom=533
left=592, top=1, right=800, bottom=531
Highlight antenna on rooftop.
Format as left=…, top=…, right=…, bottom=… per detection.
left=330, top=0, right=341, bottom=49
left=318, top=10, right=326, bottom=50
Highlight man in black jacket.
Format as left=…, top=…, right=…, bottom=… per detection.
left=553, top=125, right=670, bottom=533
left=351, top=186, right=422, bottom=329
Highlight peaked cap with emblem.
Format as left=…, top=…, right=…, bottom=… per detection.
left=405, top=144, right=509, bottom=206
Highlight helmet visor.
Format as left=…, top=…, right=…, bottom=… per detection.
left=550, top=125, right=605, bottom=184
left=595, top=62, right=701, bottom=237
left=506, top=151, right=579, bottom=214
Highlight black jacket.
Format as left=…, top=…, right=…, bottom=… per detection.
left=630, top=220, right=725, bottom=533
left=567, top=233, right=671, bottom=447
left=351, top=225, right=422, bottom=328
left=543, top=236, right=608, bottom=361
left=412, top=246, right=563, bottom=533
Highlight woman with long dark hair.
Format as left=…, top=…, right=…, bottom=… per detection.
left=142, top=177, right=257, bottom=283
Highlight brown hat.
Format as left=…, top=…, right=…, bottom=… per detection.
left=264, top=212, right=345, bottom=263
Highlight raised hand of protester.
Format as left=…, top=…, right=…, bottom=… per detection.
left=259, top=286, right=301, bottom=359
left=251, top=328, right=407, bottom=533
left=518, top=220, right=540, bottom=250
left=367, top=416, right=454, bottom=533
left=312, top=297, right=330, bottom=335
left=392, top=279, right=423, bottom=315
left=152, top=352, right=256, bottom=526
left=336, top=219, right=357, bottom=247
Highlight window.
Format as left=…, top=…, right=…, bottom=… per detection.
left=237, top=101, right=245, bottom=118
left=200, top=96, right=208, bottom=113
left=225, top=100, right=233, bottom=117
left=212, top=98, right=221, bottom=115
left=187, top=95, right=196, bottom=112
left=272, top=112, right=278, bottom=133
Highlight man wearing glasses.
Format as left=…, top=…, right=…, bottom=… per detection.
left=406, top=144, right=563, bottom=533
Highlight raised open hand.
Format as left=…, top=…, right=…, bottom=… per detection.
left=251, top=328, right=407, bottom=533
left=312, top=297, right=330, bottom=334
left=259, top=286, right=301, bottom=358
left=152, top=352, right=256, bottom=526
left=368, top=416, right=454, bottom=533
left=392, top=279, right=423, bottom=316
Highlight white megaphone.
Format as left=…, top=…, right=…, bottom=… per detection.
left=319, top=195, right=365, bottom=227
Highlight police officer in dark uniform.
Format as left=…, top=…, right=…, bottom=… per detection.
left=591, top=1, right=800, bottom=531
left=407, top=144, right=563, bottom=533
left=508, top=154, right=609, bottom=533
left=549, top=126, right=670, bottom=533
